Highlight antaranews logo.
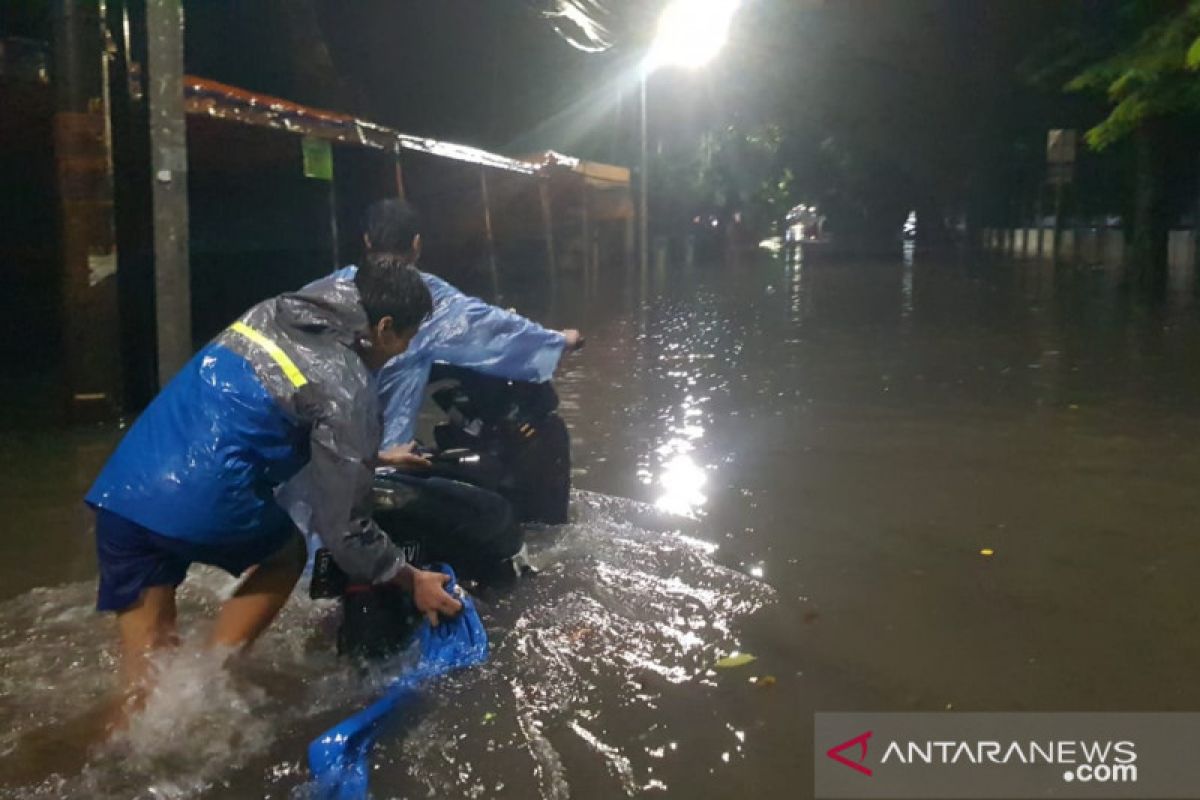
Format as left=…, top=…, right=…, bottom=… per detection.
left=875, top=739, right=1138, bottom=784
left=815, top=714, right=1168, bottom=800
left=826, top=731, right=874, bottom=777
left=824, top=732, right=1138, bottom=783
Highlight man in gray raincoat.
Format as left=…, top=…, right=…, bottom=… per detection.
left=85, top=257, right=461, bottom=726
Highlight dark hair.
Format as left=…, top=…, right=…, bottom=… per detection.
left=354, top=259, right=432, bottom=329
left=363, top=198, right=422, bottom=254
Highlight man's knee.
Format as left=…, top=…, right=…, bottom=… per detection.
left=118, top=586, right=177, bottom=647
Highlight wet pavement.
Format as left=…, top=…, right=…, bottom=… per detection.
left=4, top=247, right=1200, bottom=798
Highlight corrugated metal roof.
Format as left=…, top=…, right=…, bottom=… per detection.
left=183, top=76, right=539, bottom=176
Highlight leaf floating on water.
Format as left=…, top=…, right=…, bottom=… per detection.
left=980, top=548, right=995, bottom=557
left=482, top=711, right=497, bottom=724
left=749, top=675, right=777, bottom=688
left=715, top=652, right=757, bottom=669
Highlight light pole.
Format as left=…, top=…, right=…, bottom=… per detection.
left=639, top=67, right=649, bottom=276
left=639, top=0, right=741, bottom=273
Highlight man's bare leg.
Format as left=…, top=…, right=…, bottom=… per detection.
left=108, top=584, right=179, bottom=731
left=4, top=586, right=177, bottom=767
left=209, top=531, right=306, bottom=650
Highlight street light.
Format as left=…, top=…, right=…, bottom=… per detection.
left=639, top=0, right=741, bottom=273
left=647, top=0, right=741, bottom=71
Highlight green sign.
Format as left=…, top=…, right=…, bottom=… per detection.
left=302, top=136, right=333, bottom=181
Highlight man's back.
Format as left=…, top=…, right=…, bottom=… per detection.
left=87, top=279, right=378, bottom=545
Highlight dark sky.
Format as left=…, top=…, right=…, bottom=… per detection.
left=184, top=0, right=623, bottom=155
left=2, top=0, right=1141, bottom=220
left=4, top=1, right=1070, bottom=165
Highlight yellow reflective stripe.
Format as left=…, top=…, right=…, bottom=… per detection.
left=229, top=321, right=308, bottom=388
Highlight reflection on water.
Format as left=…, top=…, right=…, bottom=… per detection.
left=654, top=453, right=707, bottom=516
left=370, top=491, right=772, bottom=800
left=652, top=384, right=711, bottom=516
left=901, top=242, right=914, bottom=319
left=786, top=258, right=809, bottom=325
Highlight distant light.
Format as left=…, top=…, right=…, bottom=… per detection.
left=646, top=0, right=741, bottom=72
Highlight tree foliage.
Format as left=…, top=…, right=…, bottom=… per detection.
left=649, top=123, right=795, bottom=236
left=1066, top=1, right=1200, bottom=149
left=696, top=124, right=794, bottom=230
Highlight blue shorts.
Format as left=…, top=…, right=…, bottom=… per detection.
left=93, top=508, right=299, bottom=612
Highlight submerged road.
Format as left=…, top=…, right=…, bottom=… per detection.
left=3, top=247, right=1200, bottom=798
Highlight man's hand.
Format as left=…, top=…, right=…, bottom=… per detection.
left=376, top=441, right=431, bottom=471
left=392, top=565, right=463, bottom=626
left=561, top=329, right=585, bottom=353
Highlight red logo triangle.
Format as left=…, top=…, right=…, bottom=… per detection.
left=826, top=730, right=873, bottom=776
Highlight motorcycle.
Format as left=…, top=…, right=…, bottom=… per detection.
left=310, top=364, right=572, bottom=659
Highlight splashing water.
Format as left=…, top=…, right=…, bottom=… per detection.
left=370, top=492, right=774, bottom=799
left=0, top=569, right=367, bottom=799
left=0, top=492, right=772, bottom=799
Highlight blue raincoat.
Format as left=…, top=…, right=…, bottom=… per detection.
left=329, top=267, right=566, bottom=448
left=86, top=278, right=410, bottom=584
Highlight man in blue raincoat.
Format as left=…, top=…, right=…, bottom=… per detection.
left=86, top=252, right=462, bottom=726
left=293, top=199, right=582, bottom=577
left=353, top=198, right=583, bottom=458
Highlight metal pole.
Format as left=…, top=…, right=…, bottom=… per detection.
left=146, top=0, right=191, bottom=387
left=1052, top=179, right=1064, bottom=266
left=639, top=69, right=649, bottom=276
left=480, top=167, right=500, bottom=301
left=328, top=173, right=341, bottom=269
left=1194, top=152, right=1200, bottom=272
left=624, top=213, right=635, bottom=273
left=539, top=179, right=557, bottom=292
left=1034, top=185, right=1045, bottom=260
left=581, top=179, right=592, bottom=290
left=394, top=152, right=407, bottom=201
left=52, top=0, right=124, bottom=420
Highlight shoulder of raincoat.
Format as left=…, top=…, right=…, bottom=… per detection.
left=326, top=266, right=566, bottom=448
left=87, top=277, right=403, bottom=585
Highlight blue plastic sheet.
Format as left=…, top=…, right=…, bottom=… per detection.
left=308, top=565, right=488, bottom=800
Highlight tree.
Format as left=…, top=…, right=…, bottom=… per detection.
left=1067, top=2, right=1200, bottom=149
left=694, top=124, right=795, bottom=235
left=1063, top=0, right=1200, bottom=285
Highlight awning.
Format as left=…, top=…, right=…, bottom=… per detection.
left=183, top=76, right=540, bottom=176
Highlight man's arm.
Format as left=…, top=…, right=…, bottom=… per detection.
left=288, top=392, right=462, bottom=621
left=375, top=349, right=434, bottom=450
left=303, top=414, right=404, bottom=584
left=373, top=273, right=582, bottom=449
left=431, top=292, right=570, bottom=381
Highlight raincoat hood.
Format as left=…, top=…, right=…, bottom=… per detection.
left=274, top=278, right=369, bottom=349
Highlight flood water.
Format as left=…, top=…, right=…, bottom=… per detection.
left=4, top=246, right=1200, bottom=798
